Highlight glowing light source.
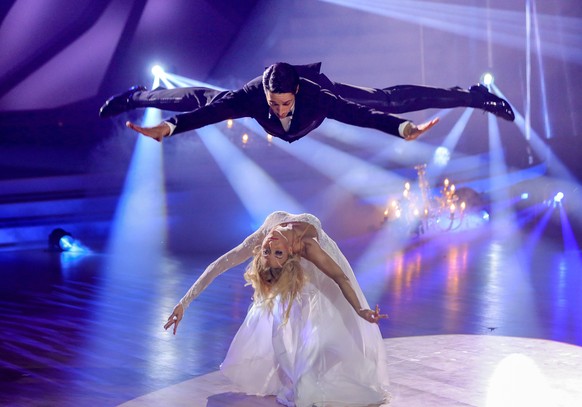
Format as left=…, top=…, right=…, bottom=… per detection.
left=433, top=146, right=451, bottom=166
left=553, top=192, right=564, bottom=203
left=48, top=228, right=87, bottom=252
left=151, top=65, right=164, bottom=77
left=481, top=72, right=494, bottom=86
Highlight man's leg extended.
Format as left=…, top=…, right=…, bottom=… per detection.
left=99, top=87, right=227, bottom=118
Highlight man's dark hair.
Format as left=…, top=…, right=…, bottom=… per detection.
left=262, top=62, right=299, bottom=94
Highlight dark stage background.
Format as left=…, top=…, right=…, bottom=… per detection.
left=1, top=1, right=582, bottom=406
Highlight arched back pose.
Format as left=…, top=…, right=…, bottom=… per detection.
left=100, top=62, right=514, bottom=144
left=164, top=211, right=390, bottom=407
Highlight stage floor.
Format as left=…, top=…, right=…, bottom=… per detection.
left=118, top=335, right=582, bottom=407
left=1, top=223, right=581, bottom=406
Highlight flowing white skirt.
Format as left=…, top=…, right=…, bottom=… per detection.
left=221, top=215, right=390, bottom=407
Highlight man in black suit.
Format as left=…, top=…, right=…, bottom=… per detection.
left=99, top=62, right=513, bottom=143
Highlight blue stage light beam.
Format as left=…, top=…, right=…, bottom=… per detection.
left=106, top=136, right=167, bottom=256
left=559, top=204, right=580, bottom=254
left=105, top=74, right=168, bottom=270
left=197, top=126, right=303, bottom=224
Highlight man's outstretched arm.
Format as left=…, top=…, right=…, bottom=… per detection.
left=326, top=94, right=439, bottom=141
left=125, top=121, right=171, bottom=142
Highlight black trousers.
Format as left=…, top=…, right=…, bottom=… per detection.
left=129, top=82, right=476, bottom=113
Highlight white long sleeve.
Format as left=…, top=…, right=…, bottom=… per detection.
left=178, top=215, right=278, bottom=310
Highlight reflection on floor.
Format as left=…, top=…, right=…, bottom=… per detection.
left=0, top=223, right=581, bottom=406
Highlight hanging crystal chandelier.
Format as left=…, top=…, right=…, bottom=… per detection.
left=383, top=164, right=468, bottom=236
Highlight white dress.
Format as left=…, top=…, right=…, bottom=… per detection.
left=179, top=211, right=390, bottom=407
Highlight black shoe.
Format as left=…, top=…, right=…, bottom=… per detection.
left=99, top=85, right=147, bottom=118
left=469, top=84, right=515, bottom=122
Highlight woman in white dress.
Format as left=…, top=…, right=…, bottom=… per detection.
left=164, top=211, right=390, bottom=406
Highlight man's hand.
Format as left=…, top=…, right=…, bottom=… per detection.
left=403, top=117, right=440, bottom=141
left=126, top=121, right=171, bottom=142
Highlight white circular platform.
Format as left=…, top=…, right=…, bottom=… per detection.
left=119, top=335, right=582, bottom=407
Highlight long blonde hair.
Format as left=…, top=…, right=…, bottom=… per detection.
left=244, top=245, right=306, bottom=325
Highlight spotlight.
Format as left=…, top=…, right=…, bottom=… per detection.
left=48, top=228, right=86, bottom=252
left=521, top=193, right=529, bottom=200
left=433, top=146, right=451, bottom=167
left=553, top=192, right=564, bottom=204
left=481, top=72, right=494, bottom=86
left=151, top=65, right=164, bottom=77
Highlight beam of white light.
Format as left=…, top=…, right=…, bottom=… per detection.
left=487, top=114, right=515, bottom=232
left=352, top=224, right=411, bottom=305
left=426, top=108, right=473, bottom=178
left=464, top=164, right=546, bottom=196
left=197, top=126, right=303, bottom=224
left=158, top=75, right=174, bottom=90
left=318, top=114, right=443, bottom=168
left=510, top=104, right=577, bottom=183
left=525, top=0, right=532, bottom=142
left=531, top=0, right=552, bottom=139
left=320, top=0, right=582, bottom=64
left=241, top=120, right=408, bottom=202
left=163, top=72, right=227, bottom=91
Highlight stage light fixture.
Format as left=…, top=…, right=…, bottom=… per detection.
left=481, top=72, right=494, bottom=86
left=151, top=65, right=164, bottom=76
left=553, top=192, right=564, bottom=204
left=433, top=146, right=451, bottom=167
left=48, top=228, right=88, bottom=252
left=48, top=228, right=73, bottom=251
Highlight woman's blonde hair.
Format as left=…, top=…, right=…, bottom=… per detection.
left=244, top=245, right=306, bottom=325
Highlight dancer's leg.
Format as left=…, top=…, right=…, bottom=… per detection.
left=333, top=82, right=514, bottom=121
left=130, top=87, right=228, bottom=112
left=332, top=83, right=473, bottom=113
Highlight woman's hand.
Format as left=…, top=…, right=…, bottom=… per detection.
left=126, top=121, right=171, bottom=142
left=358, top=304, right=388, bottom=324
left=163, top=303, right=184, bottom=335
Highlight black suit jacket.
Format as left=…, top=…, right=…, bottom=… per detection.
left=168, top=63, right=406, bottom=143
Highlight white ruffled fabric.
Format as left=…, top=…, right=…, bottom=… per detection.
left=180, top=211, right=390, bottom=407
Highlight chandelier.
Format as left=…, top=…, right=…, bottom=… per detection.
left=383, top=164, right=467, bottom=235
